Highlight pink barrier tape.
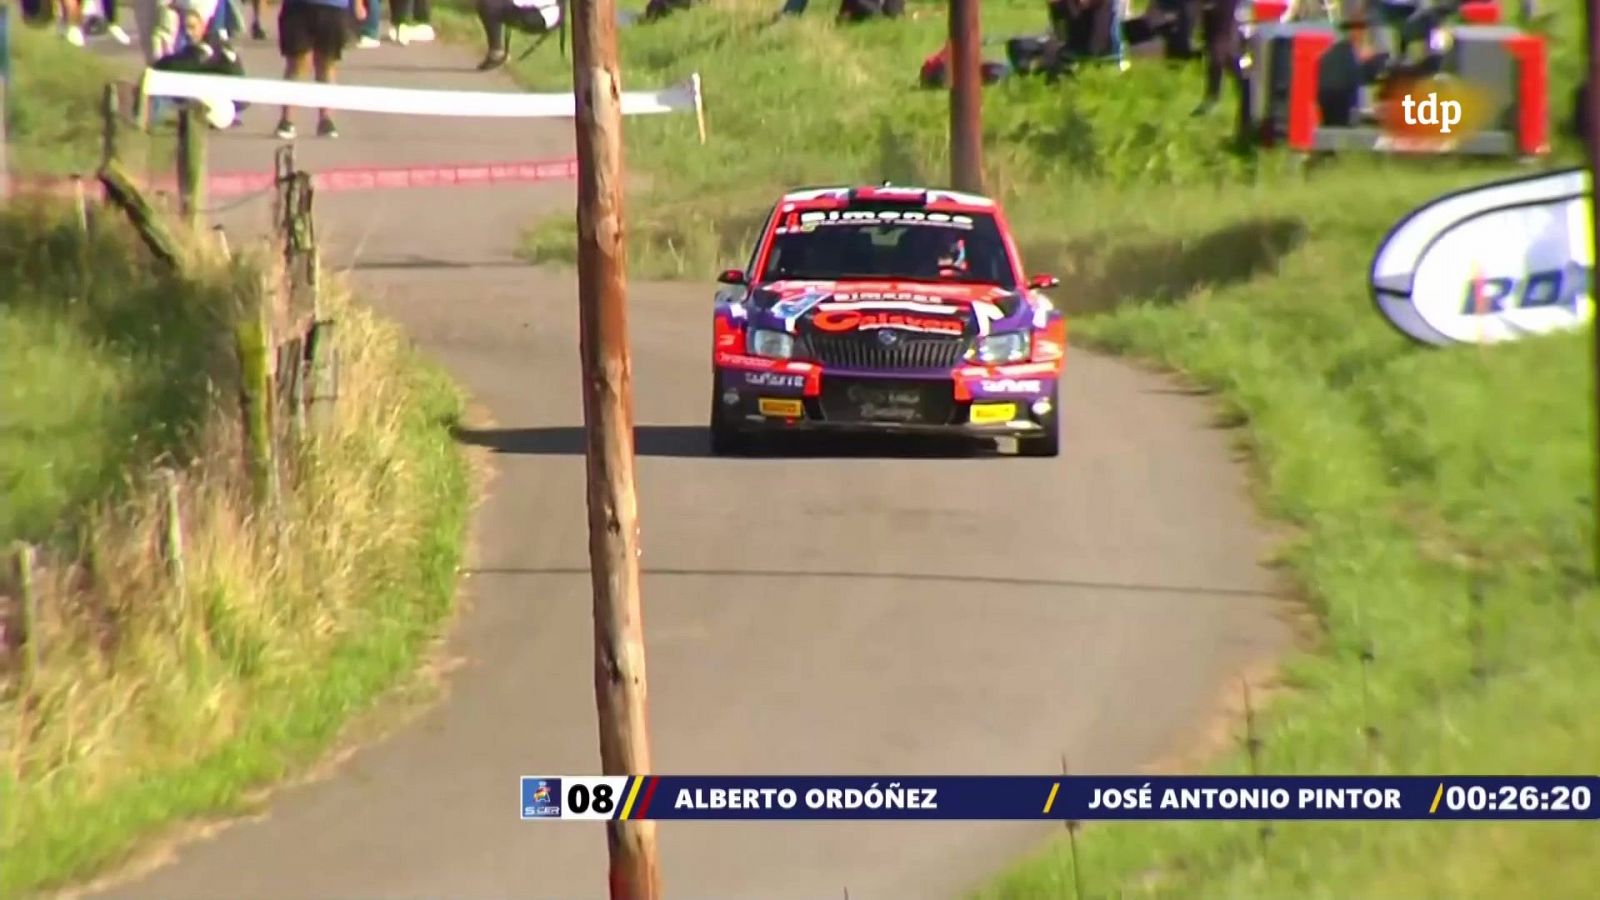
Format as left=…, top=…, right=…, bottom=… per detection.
left=7, top=157, right=581, bottom=199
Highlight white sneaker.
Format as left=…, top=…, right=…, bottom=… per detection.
left=393, top=23, right=412, bottom=45
left=64, top=25, right=86, bottom=47
left=357, top=35, right=381, bottom=49
left=108, top=23, right=132, bottom=44
left=412, top=23, right=435, bottom=42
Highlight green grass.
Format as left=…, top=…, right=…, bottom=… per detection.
left=0, top=205, right=227, bottom=546
left=468, top=2, right=1596, bottom=896
left=4, top=18, right=175, bottom=179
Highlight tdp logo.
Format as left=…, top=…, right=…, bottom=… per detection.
left=1462, top=266, right=1589, bottom=315
left=1402, top=93, right=1461, bottom=134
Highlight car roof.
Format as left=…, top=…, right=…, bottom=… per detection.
left=777, top=185, right=1000, bottom=214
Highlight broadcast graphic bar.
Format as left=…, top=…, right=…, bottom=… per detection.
left=519, top=776, right=1599, bottom=821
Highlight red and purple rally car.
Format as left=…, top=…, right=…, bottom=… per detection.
left=709, top=184, right=1067, bottom=456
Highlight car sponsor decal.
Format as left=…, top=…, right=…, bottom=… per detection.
left=970, top=299, right=1007, bottom=336
left=976, top=378, right=1044, bottom=395
left=969, top=403, right=1017, bottom=424
left=739, top=371, right=807, bottom=390
left=758, top=398, right=804, bottom=418
left=810, top=309, right=965, bottom=335
left=795, top=209, right=976, bottom=228
left=716, top=351, right=782, bottom=368
left=846, top=384, right=925, bottom=422
left=771, top=288, right=829, bottom=323
left=823, top=292, right=964, bottom=307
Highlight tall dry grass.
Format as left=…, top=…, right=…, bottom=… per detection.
left=0, top=209, right=468, bottom=895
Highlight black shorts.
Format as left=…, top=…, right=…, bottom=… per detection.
left=279, top=1, right=354, bottom=61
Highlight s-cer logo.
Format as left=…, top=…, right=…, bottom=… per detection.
left=522, top=778, right=563, bottom=819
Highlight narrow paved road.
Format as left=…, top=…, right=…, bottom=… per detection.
left=89, top=34, right=1291, bottom=900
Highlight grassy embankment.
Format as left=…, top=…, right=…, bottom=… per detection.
left=2, top=23, right=471, bottom=896
left=475, top=2, right=1597, bottom=895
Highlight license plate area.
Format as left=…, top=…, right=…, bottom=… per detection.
left=819, top=378, right=956, bottom=425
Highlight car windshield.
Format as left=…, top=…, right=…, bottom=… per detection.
left=759, top=207, right=1017, bottom=289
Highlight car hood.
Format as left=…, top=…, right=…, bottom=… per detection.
left=744, top=279, right=1033, bottom=335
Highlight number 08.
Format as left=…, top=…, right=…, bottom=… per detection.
left=567, top=782, right=617, bottom=815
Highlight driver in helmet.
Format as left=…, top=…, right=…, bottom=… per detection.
left=935, top=233, right=970, bottom=277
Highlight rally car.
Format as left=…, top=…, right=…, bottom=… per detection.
left=709, top=184, right=1067, bottom=457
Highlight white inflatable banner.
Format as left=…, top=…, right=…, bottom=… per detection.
left=139, top=69, right=703, bottom=119
left=1370, top=167, right=1594, bottom=346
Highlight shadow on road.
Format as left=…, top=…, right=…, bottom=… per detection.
left=348, top=257, right=532, bottom=271
left=452, top=425, right=1001, bottom=459
left=461, top=565, right=1280, bottom=599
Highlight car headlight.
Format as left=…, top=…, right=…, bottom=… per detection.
left=971, top=332, right=1029, bottom=365
left=747, top=329, right=795, bottom=359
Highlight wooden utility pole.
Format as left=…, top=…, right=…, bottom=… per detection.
left=569, top=0, right=660, bottom=896
left=1586, top=0, right=1600, bottom=580
left=948, top=0, right=984, bottom=194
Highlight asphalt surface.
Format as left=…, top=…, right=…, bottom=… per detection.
left=84, top=33, right=1293, bottom=900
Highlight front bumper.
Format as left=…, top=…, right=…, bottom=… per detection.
left=717, top=370, right=1055, bottom=437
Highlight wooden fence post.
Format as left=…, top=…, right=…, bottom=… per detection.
left=236, top=295, right=279, bottom=510
left=177, top=103, right=207, bottom=229
left=13, top=543, right=39, bottom=691
left=160, top=468, right=186, bottom=587
left=101, top=82, right=120, bottom=170
left=306, top=318, right=338, bottom=431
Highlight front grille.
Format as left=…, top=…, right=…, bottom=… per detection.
left=802, top=330, right=969, bottom=371
left=819, top=378, right=957, bottom=426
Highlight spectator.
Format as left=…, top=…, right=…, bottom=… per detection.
left=249, top=0, right=266, bottom=38
left=84, top=0, right=134, bottom=44
left=389, top=0, right=433, bottom=44
left=357, top=0, right=382, bottom=47
left=275, top=0, right=365, bottom=139
left=1194, top=0, right=1248, bottom=131
left=474, top=0, right=560, bottom=70
left=57, top=0, right=87, bottom=46
left=142, top=0, right=244, bottom=126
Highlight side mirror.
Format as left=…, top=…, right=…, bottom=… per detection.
left=717, top=269, right=747, bottom=286
left=1028, top=274, right=1060, bottom=290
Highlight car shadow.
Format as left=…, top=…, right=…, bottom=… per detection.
left=452, top=425, right=1002, bottom=459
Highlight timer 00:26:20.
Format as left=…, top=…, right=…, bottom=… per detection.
left=1443, top=784, right=1591, bottom=813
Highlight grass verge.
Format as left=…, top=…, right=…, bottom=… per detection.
left=0, top=198, right=470, bottom=895
left=5, top=20, right=173, bottom=180
left=469, top=2, right=1597, bottom=895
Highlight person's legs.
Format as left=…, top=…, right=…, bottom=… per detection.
left=390, top=0, right=410, bottom=40
left=58, top=0, right=86, bottom=45
left=130, top=0, right=161, bottom=59
left=250, top=0, right=266, bottom=37
left=476, top=0, right=508, bottom=66
left=309, top=5, right=349, bottom=134
left=411, top=0, right=432, bottom=38
left=95, top=0, right=132, bottom=41
left=357, top=0, right=380, bottom=44
left=276, top=1, right=313, bottom=136
left=313, top=51, right=339, bottom=134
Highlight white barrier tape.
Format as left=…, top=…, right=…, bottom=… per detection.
left=139, top=69, right=702, bottom=118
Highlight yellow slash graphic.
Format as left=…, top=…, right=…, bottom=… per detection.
left=619, top=776, right=645, bottom=820
left=1429, top=783, right=1444, bottom=814
left=1043, top=782, right=1061, bottom=815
